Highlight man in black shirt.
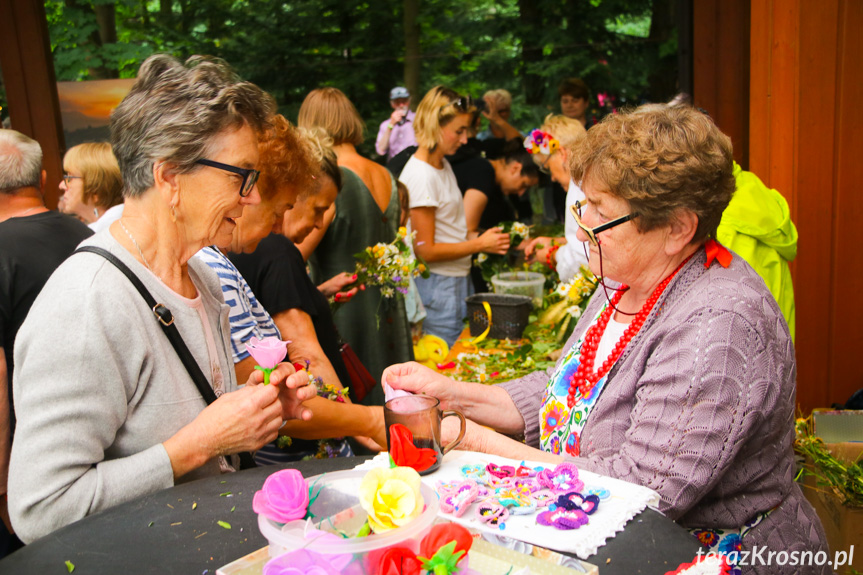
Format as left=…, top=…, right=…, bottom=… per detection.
left=0, top=130, right=93, bottom=556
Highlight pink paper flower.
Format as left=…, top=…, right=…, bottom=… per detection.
left=247, top=336, right=289, bottom=369
left=253, top=469, right=309, bottom=523
left=263, top=549, right=343, bottom=575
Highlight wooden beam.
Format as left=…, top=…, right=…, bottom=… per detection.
left=0, top=0, right=64, bottom=208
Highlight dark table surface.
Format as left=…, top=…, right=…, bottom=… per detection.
left=0, top=456, right=701, bottom=574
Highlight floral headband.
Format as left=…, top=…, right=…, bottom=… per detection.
left=523, top=129, right=560, bottom=155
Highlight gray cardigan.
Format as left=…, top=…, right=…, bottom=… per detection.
left=501, top=250, right=830, bottom=573
left=9, top=232, right=237, bottom=543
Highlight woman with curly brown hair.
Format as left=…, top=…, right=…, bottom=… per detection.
left=385, top=104, right=828, bottom=573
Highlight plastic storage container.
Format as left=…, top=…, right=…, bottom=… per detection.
left=491, top=271, right=545, bottom=308
left=466, top=293, right=533, bottom=340
left=258, top=470, right=439, bottom=570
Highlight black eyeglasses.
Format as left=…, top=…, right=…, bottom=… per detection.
left=195, top=159, right=260, bottom=197
left=62, top=174, right=82, bottom=185
left=537, top=155, right=552, bottom=175
left=570, top=199, right=637, bottom=246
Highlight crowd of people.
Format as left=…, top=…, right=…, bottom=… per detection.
left=0, top=54, right=823, bottom=572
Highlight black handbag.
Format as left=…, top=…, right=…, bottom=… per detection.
left=75, top=246, right=257, bottom=470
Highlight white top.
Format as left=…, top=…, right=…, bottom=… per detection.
left=88, top=203, right=125, bottom=233
left=556, top=179, right=589, bottom=282
left=595, top=315, right=629, bottom=368
left=399, top=155, right=471, bottom=276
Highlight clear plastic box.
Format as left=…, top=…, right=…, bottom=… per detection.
left=491, top=271, right=546, bottom=308
left=258, top=470, right=439, bottom=568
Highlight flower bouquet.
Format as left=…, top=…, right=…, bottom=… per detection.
left=538, top=266, right=598, bottom=343
left=475, top=221, right=530, bottom=288
left=353, top=226, right=429, bottom=300
left=254, top=464, right=482, bottom=575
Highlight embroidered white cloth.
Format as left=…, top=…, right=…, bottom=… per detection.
left=354, top=450, right=661, bottom=559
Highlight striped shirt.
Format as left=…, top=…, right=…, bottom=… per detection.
left=195, top=246, right=280, bottom=363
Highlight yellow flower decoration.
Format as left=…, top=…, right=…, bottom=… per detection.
left=358, top=467, right=423, bottom=533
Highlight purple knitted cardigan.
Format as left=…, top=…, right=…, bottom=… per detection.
left=500, top=250, right=829, bottom=574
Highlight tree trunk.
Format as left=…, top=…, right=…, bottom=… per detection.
left=646, top=0, right=678, bottom=102
left=159, top=0, right=172, bottom=26
left=403, top=0, right=420, bottom=108
left=95, top=3, right=117, bottom=45
left=518, top=0, right=543, bottom=105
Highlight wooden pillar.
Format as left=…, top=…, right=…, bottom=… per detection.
left=750, top=0, right=863, bottom=411
left=0, top=0, right=64, bottom=208
left=692, top=0, right=750, bottom=168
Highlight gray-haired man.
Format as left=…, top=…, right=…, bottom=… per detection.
left=0, top=129, right=91, bottom=556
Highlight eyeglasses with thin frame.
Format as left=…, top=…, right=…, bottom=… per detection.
left=62, top=174, right=82, bottom=185
left=195, top=159, right=260, bottom=197
left=570, top=199, right=637, bottom=246
left=537, top=154, right=552, bottom=175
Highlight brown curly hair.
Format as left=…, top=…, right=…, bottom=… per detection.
left=569, top=104, right=735, bottom=243
left=257, top=114, right=315, bottom=202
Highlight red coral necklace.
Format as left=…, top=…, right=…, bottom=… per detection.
left=566, top=255, right=692, bottom=408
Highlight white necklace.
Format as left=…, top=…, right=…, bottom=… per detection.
left=119, top=219, right=153, bottom=272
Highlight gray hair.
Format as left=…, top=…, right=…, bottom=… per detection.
left=0, top=129, right=43, bottom=193
left=110, top=54, right=275, bottom=198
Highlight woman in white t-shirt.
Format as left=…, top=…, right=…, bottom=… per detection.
left=399, top=86, right=509, bottom=347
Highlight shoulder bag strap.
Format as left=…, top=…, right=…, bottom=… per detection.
left=75, top=246, right=256, bottom=469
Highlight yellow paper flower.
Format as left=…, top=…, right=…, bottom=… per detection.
left=358, top=467, right=423, bottom=533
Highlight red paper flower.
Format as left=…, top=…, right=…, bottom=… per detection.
left=389, top=423, right=437, bottom=473
left=420, top=523, right=473, bottom=559
left=369, top=546, right=422, bottom=575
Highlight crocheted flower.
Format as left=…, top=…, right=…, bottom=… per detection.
left=565, top=432, right=580, bottom=456
left=692, top=529, right=719, bottom=548
left=359, top=467, right=424, bottom=533
left=541, top=400, right=567, bottom=434
left=263, top=549, right=342, bottom=575
left=253, top=469, right=309, bottom=523
left=538, top=463, right=584, bottom=493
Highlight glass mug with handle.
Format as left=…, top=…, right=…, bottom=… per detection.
left=384, top=395, right=465, bottom=475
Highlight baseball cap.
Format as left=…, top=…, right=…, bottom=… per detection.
left=390, top=87, right=410, bottom=100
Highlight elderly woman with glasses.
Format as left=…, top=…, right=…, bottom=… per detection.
left=58, top=142, right=124, bottom=231
left=384, top=104, right=828, bottom=571
left=8, top=55, right=317, bottom=543
left=399, top=86, right=510, bottom=348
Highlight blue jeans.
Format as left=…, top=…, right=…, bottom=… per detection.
left=415, top=272, right=471, bottom=349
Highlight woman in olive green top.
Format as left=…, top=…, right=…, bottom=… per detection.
left=297, top=88, right=413, bottom=405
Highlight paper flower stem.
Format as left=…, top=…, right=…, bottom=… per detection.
left=254, top=365, right=274, bottom=385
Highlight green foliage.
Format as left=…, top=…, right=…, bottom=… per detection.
left=44, top=0, right=676, bottom=154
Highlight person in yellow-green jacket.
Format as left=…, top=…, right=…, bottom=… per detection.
left=716, top=163, right=798, bottom=340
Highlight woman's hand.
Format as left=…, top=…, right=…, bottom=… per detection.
left=442, top=415, right=488, bottom=453
left=382, top=362, right=458, bottom=409
left=171, top=382, right=287, bottom=470
left=476, top=227, right=510, bottom=255
left=318, top=272, right=360, bottom=302
left=353, top=406, right=387, bottom=452
left=247, top=362, right=317, bottom=422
